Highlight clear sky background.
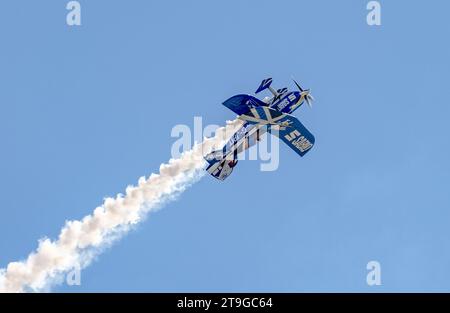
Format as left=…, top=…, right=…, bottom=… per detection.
left=1, top=0, right=449, bottom=292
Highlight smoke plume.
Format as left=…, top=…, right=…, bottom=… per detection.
left=0, top=119, right=242, bottom=292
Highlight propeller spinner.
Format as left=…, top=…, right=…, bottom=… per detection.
left=293, top=78, right=314, bottom=108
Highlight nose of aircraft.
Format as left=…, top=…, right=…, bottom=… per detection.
left=292, top=78, right=314, bottom=108
left=302, top=90, right=314, bottom=108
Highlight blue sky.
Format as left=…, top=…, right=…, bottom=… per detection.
left=1, top=0, right=450, bottom=292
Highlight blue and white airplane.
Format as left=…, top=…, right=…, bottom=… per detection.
left=205, top=77, right=315, bottom=180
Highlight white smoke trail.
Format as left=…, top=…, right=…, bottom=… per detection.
left=0, top=119, right=243, bottom=293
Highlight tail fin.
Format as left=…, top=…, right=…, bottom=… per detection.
left=204, top=150, right=238, bottom=181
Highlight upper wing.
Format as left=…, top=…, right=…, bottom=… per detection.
left=239, top=106, right=315, bottom=157
left=222, top=94, right=267, bottom=115
left=273, top=116, right=315, bottom=157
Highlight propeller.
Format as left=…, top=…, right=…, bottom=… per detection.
left=292, top=77, right=314, bottom=108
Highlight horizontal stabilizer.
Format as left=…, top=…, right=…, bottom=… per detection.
left=204, top=150, right=238, bottom=181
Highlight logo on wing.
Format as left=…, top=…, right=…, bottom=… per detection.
left=284, top=129, right=313, bottom=153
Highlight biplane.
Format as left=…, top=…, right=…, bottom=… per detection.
left=205, top=78, right=315, bottom=180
